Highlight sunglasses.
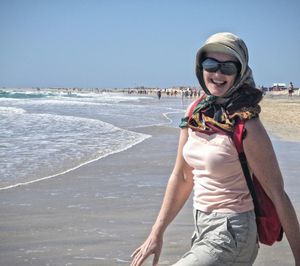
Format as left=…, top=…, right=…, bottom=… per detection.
left=201, top=57, right=240, bottom=75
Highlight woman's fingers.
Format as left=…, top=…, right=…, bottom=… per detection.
left=131, top=248, right=149, bottom=266
left=131, top=247, right=141, bottom=258
left=131, top=235, right=163, bottom=266
left=131, top=244, right=154, bottom=266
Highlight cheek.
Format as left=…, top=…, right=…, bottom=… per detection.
left=227, top=76, right=236, bottom=87
left=203, top=72, right=211, bottom=83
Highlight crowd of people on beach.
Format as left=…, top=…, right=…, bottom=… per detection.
left=124, top=85, right=300, bottom=100
left=5, top=82, right=297, bottom=100
left=125, top=87, right=202, bottom=98
left=4, top=81, right=296, bottom=98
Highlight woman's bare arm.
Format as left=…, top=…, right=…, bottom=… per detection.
left=131, top=127, right=194, bottom=266
left=244, top=118, right=300, bottom=264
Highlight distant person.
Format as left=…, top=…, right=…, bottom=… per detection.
left=131, top=32, right=300, bottom=266
left=288, top=82, right=294, bottom=98
left=157, top=90, right=162, bottom=100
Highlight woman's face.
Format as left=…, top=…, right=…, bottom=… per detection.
left=202, top=52, right=238, bottom=97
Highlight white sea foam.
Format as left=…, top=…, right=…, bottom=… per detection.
left=0, top=111, right=151, bottom=190
left=0, top=133, right=150, bottom=190
left=130, top=109, right=184, bottom=129
left=0, top=106, right=26, bottom=115
left=73, top=256, right=105, bottom=260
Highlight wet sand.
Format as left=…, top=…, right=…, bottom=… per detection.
left=0, top=95, right=300, bottom=265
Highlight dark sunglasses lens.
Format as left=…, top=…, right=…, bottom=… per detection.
left=201, top=58, right=219, bottom=73
left=220, top=63, right=238, bottom=75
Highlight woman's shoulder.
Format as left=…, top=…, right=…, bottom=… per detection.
left=244, top=117, right=263, bottom=129
left=244, top=118, right=270, bottom=143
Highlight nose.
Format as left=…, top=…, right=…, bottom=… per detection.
left=215, top=69, right=223, bottom=75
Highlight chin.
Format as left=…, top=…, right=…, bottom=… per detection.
left=209, top=89, right=227, bottom=97
left=207, top=84, right=230, bottom=97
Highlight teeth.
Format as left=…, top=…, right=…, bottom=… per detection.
left=212, top=79, right=225, bottom=84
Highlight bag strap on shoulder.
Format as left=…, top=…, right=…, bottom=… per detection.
left=233, top=120, right=260, bottom=215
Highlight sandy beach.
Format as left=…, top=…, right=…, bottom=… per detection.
left=260, top=93, right=300, bottom=142
left=0, top=94, right=300, bottom=266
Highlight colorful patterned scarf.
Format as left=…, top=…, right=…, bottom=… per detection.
left=179, top=86, right=262, bottom=135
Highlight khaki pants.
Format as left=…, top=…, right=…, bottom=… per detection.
left=173, top=210, right=259, bottom=266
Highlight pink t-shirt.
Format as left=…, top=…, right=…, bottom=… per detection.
left=183, top=128, right=254, bottom=213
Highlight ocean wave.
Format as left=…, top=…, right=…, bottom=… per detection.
left=0, top=90, right=54, bottom=99
left=0, top=112, right=151, bottom=190
left=0, top=89, right=151, bottom=103
left=0, top=106, right=26, bottom=115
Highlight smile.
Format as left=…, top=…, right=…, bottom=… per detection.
left=211, top=79, right=226, bottom=85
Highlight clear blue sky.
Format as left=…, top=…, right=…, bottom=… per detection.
left=1, top=0, right=299, bottom=88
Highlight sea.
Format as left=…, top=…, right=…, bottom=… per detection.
left=0, top=88, right=187, bottom=190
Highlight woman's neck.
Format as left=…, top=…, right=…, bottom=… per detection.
left=216, top=97, right=226, bottom=104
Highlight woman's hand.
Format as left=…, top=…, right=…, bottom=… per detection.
left=131, top=233, right=163, bottom=266
left=130, top=128, right=193, bottom=266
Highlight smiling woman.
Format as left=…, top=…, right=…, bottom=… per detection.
left=131, top=32, right=300, bottom=266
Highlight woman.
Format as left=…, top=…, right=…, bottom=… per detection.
left=131, top=32, right=300, bottom=266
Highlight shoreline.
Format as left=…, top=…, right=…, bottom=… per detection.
left=0, top=132, right=152, bottom=191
